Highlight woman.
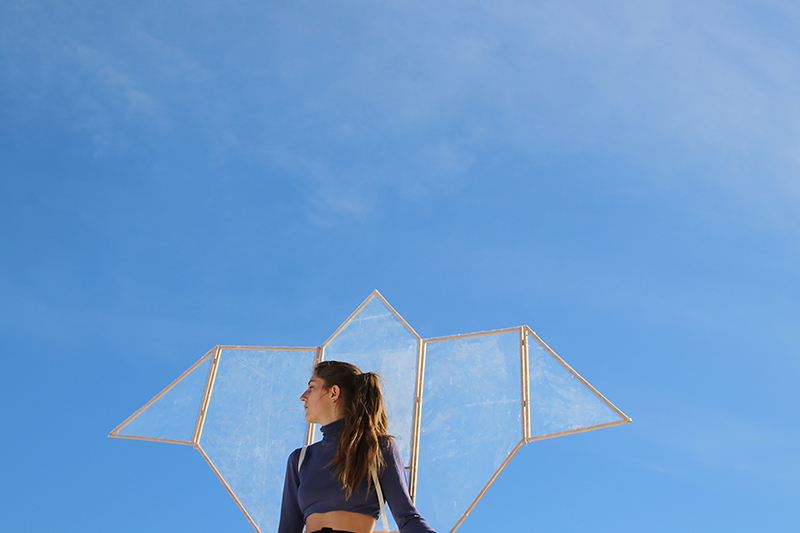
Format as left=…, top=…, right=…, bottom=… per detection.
left=278, top=361, right=436, bottom=533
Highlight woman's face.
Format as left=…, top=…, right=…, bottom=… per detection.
left=300, top=375, right=338, bottom=425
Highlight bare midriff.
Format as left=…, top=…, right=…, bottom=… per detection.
left=305, top=510, right=377, bottom=533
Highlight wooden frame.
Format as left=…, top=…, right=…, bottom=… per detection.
left=112, top=291, right=631, bottom=533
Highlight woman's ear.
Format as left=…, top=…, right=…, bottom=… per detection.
left=330, top=384, right=341, bottom=402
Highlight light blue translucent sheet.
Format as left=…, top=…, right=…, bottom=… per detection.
left=416, top=331, right=523, bottom=532
left=200, top=348, right=313, bottom=533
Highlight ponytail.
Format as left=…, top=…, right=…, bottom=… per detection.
left=312, top=361, right=391, bottom=498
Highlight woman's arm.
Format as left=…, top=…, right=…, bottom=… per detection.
left=379, top=439, right=437, bottom=533
left=278, top=449, right=304, bottom=533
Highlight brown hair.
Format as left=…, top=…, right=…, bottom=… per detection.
left=313, top=360, right=391, bottom=498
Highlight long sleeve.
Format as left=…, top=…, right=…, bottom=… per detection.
left=278, top=449, right=304, bottom=533
left=379, top=440, right=436, bottom=533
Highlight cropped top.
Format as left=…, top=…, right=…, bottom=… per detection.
left=278, top=419, right=436, bottom=533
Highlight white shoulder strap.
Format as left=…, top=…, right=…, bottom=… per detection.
left=371, top=468, right=390, bottom=532
left=297, top=445, right=308, bottom=474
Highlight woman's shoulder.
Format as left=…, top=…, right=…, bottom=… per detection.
left=285, top=446, right=302, bottom=467
left=288, top=446, right=302, bottom=457
left=286, top=441, right=313, bottom=462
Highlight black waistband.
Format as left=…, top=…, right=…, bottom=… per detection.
left=308, top=529, right=355, bottom=533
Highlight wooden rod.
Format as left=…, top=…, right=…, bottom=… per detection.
left=449, top=439, right=526, bottom=533
left=216, top=345, right=317, bottom=351
left=519, top=326, right=530, bottom=441
left=424, top=327, right=521, bottom=344
left=107, top=434, right=193, bottom=446
left=408, top=338, right=426, bottom=502
left=193, top=346, right=222, bottom=445
left=196, top=445, right=262, bottom=533
left=372, top=290, right=422, bottom=340
left=525, top=418, right=632, bottom=443
left=320, top=290, right=379, bottom=347
left=305, top=345, right=325, bottom=446
left=528, top=331, right=631, bottom=421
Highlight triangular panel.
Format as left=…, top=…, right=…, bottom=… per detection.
left=526, top=330, right=628, bottom=440
left=111, top=351, right=213, bottom=444
left=199, top=348, right=315, bottom=533
left=416, top=330, right=523, bottom=533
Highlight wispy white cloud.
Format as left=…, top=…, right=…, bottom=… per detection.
left=242, top=0, right=800, bottom=218
left=3, top=0, right=799, bottom=219
left=69, top=43, right=166, bottom=155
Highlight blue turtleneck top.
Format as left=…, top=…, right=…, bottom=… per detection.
left=278, top=419, right=435, bottom=533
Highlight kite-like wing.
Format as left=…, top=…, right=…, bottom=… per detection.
left=414, top=327, right=629, bottom=532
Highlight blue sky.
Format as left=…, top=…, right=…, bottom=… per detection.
left=1, top=0, right=798, bottom=531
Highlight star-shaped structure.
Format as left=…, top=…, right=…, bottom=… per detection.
left=111, top=290, right=630, bottom=533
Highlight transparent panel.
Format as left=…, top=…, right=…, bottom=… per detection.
left=323, top=296, right=418, bottom=463
left=200, top=349, right=314, bottom=533
left=527, top=332, right=624, bottom=438
left=116, top=354, right=212, bottom=443
left=416, top=332, right=523, bottom=533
